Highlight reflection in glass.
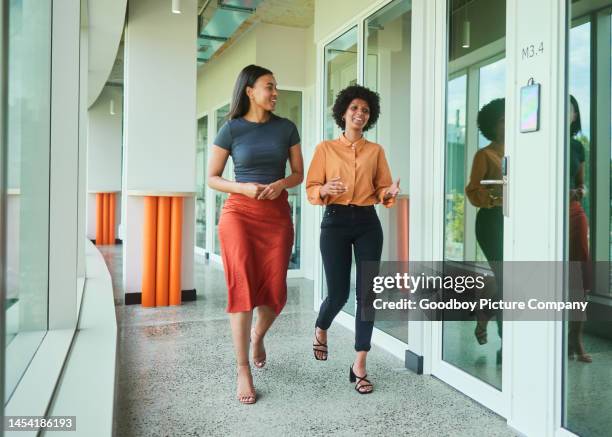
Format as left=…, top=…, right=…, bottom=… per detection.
left=214, top=104, right=230, bottom=256
left=364, top=0, right=412, bottom=343
left=275, top=89, right=302, bottom=270
left=5, top=0, right=51, bottom=402
left=445, top=74, right=467, bottom=261
left=564, top=3, right=612, bottom=436
left=196, top=116, right=208, bottom=249
left=442, top=0, right=506, bottom=390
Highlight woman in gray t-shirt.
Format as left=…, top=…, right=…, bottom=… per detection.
left=208, top=65, right=304, bottom=404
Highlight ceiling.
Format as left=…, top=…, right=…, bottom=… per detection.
left=104, top=0, right=315, bottom=86
left=199, top=0, right=314, bottom=66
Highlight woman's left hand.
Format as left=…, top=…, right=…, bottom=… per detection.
left=258, top=180, right=285, bottom=200
left=384, top=178, right=400, bottom=200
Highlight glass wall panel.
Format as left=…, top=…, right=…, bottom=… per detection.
left=445, top=73, right=467, bottom=261
left=5, top=0, right=51, bottom=402
left=324, top=27, right=358, bottom=141
left=322, top=27, right=358, bottom=310
left=275, top=89, right=302, bottom=270
left=564, top=2, right=612, bottom=436
left=364, top=0, right=412, bottom=343
left=196, top=116, right=208, bottom=249
left=442, top=0, right=506, bottom=390
left=213, top=104, right=230, bottom=256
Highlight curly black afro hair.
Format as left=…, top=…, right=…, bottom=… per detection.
left=477, top=98, right=505, bottom=142
left=332, top=85, right=380, bottom=132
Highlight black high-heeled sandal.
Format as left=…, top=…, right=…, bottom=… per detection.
left=313, top=329, right=328, bottom=361
left=349, top=365, right=373, bottom=394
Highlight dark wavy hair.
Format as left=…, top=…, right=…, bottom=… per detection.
left=569, top=95, right=582, bottom=138
left=228, top=64, right=274, bottom=120
left=332, top=85, right=380, bottom=132
left=477, top=98, right=505, bottom=142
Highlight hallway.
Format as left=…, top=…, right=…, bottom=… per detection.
left=102, top=246, right=516, bottom=436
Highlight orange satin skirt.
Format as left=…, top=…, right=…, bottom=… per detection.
left=218, top=190, right=294, bottom=315
left=569, top=200, right=592, bottom=292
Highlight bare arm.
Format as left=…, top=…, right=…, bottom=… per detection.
left=207, top=145, right=265, bottom=198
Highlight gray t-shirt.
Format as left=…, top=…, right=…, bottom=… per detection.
left=213, top=114, right=300, bottom=184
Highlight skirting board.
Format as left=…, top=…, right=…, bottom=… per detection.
left=124, top=289, right=197, bottom=305
left=90, top=239, right=123, bottom=245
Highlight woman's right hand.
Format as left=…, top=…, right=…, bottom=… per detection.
left=319, top=176, right=347, bottom=198
left=240, top=182, right=267, bottom=199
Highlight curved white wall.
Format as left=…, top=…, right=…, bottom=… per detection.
left=87, top=0, right=127, bottom=107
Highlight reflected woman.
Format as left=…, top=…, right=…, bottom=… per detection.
left=306, top=85, right=399, bottom=394
left=568, top=95, right=591, bottom=363
left=465, top=98, right=505, bottom=353
left=208, top=65, right=304, bottom=404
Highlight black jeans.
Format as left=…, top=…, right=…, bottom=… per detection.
left=316, top=204, right=383, bottom=352
left=475, top=206, right=504, bottom=338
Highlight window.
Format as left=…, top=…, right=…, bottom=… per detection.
left=5, top=0, right=52, bottom=402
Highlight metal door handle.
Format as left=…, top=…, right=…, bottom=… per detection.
left=479, top=157, right=509, bottom=217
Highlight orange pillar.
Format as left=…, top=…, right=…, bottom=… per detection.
left=142, top=196, right=158, bottom=307
left=156, top=196, right=171, bottom=306
left=102, top=193, right=109, bottom=245
left=96, top=193, right=104, bottom=245
left=169, top=197, right=183, bottom=306
left=108, top=193, right=116, bottom=244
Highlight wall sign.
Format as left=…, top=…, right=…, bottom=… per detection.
left=520, top=78, right=540, bottom=133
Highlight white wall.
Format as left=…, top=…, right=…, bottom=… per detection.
left=196, top=30, right=256, bottom=115
left=88, top=86, right=123, bottom=191
left=314, top=0, right=374, bottom=42
left=87, top=0, right=127, bottom=106
left=124, top=0, right=196, bottom=193
left=255, top=24, right=307, bottom=88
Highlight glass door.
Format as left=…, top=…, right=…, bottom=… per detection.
left=363, top=0, right=413, bottom=344
left=321, top=26, right=358, bottom=313
left=563, top=2, right=612, bottom=436
left=441, top=0, right=507, bottom=391
left=316, top=0, right=413, bottom=348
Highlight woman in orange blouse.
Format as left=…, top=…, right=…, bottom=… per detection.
left=306, top=85, right=399, bottom=394
left=465, top=98, right=504, bottom=354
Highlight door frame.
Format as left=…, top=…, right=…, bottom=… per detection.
left=276, top=85, right=307, bottom=278
left=421, top=0, right=571, bottom=432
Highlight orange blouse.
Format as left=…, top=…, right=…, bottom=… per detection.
left=465, top=145, right=503, bottom=208
left=306, top=134, right=395, bottom=208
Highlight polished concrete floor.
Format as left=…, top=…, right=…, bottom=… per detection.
left=100, top=245, right=518, bottom=437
